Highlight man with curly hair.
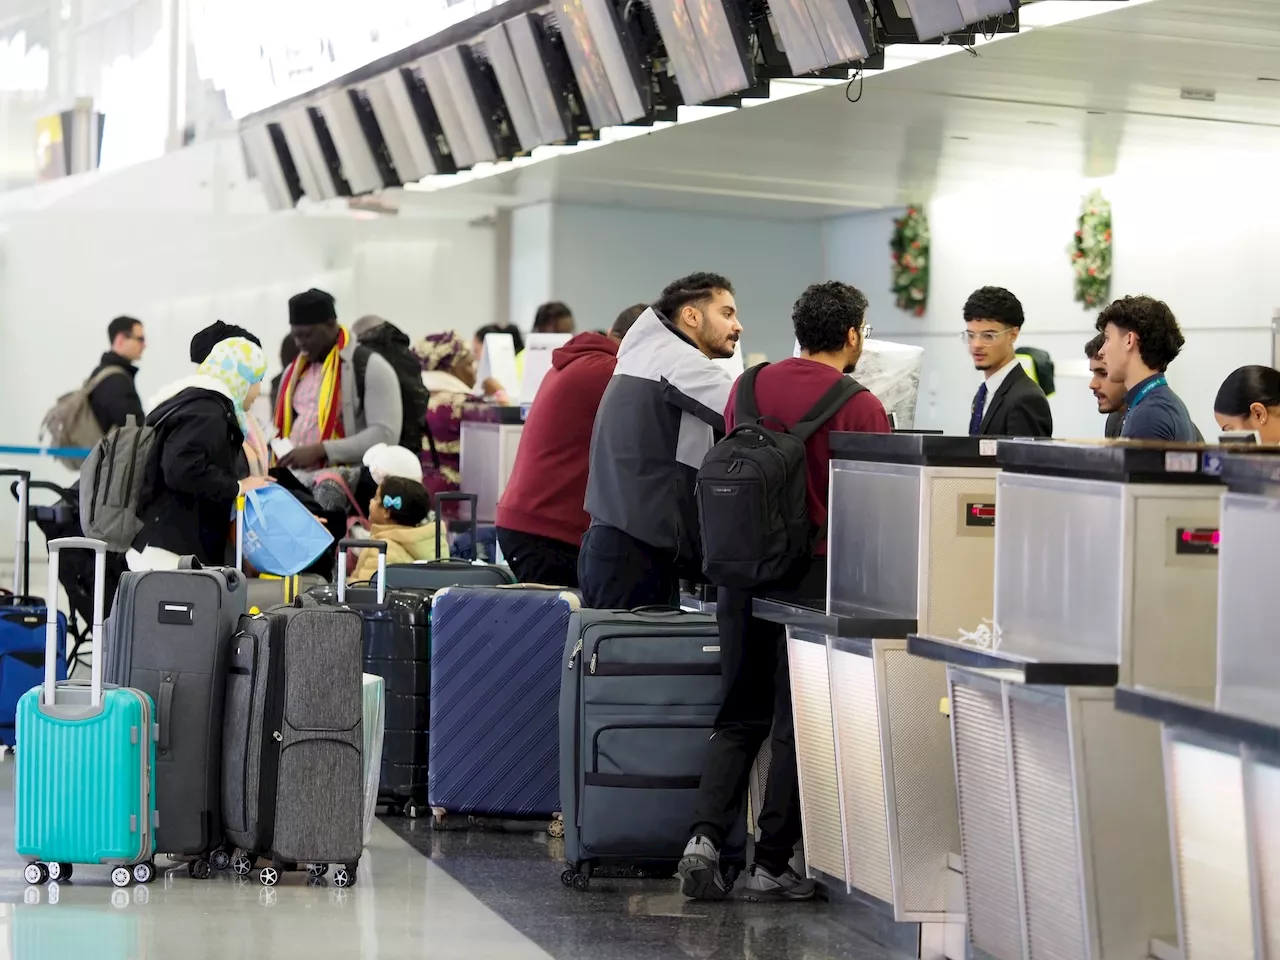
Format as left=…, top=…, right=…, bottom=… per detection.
left=678, top=282, right=889, bottom=904
left=1096, top=295, right=1198, bottom=442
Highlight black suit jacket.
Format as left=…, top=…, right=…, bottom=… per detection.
left=978, top=363, right=1053, bottom=438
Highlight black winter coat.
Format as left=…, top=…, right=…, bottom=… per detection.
left=134, top=387, right=243, bottom=564
left=87, top=352, right=144, bottom=434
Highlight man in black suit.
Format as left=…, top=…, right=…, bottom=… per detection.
left=963, top=287, right=1053, bottom=438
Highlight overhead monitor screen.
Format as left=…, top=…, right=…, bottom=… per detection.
left=580, top=0, right=647, bottom=122
left=505, top=14, right=572, bottom=144
left=438, top=46, right=499, bottom=164
left=770, top=0, right=873, bottom=73
left=683, top=0, right=751, bottom=99
left=481, top=23, right=542, bottom=151
left=956, top=0, right=1014, bottom=24
left=554, top=0, right=623, bottom=128
left=902, top=0, right=966, bottom=40
left=647, top=0, right=716, bottom=104
left=361, top=71, right=439, bottom=182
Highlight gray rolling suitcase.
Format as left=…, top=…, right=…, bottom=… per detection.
left=103, top=559, right=246, bottom=876
left=559, top=608, right=746, bottom=890
left=222, top=603, right=366, bottom=888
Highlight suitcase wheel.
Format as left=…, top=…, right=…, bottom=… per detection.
left=132, top=862, right=155, bottom=885
left=307, top=864, right=329, bottom=879
left=572, top=873, right=590, bottom=892
left=405, top=804, right=424, bottom=819
left=210, top=847, right=232, bottom=871
left=559, top=869, right=576, bottom=888
left=259, top=866, right=280, bottom=887
left=45, top=862, right=73, bottom=882
left=23, top=863, right=48, bottom=886
left=231, top=853, right=254, bottom=876
left=332, top=866, right=356, bottom=888
left=111, top=867, right=132, bottom=888
left=188, top=859, right=212, bottom=880
left=548, top=819, right=565, bottom=839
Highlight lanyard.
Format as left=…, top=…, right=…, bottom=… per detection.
left=1120, top=375, right=1166, bottom=433
left=1127, top=376, right=1167, bottom=413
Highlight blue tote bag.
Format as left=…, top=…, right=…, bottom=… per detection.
left=239, top=486, right=334, bottom=577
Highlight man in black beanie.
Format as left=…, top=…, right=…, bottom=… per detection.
left=273, top=288, right=403, bottom=473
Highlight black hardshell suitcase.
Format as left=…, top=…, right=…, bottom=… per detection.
left=310, top=539, right=432, bottom=816
left=381, top=493, right=516, bottom=591
left=103, top=559, right=246, bottom=875
left=222, top=603, right=366, bottom=887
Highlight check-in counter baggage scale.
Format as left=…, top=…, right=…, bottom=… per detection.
left=761, top=433, right=1002, bottom=960
left=911, top=441, right=1229, bottom=960
left=1116, top=450, right=1280, bottom=960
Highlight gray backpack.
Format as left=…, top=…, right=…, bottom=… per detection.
left=79, top=414, right=168, bottom=553
left=41, top=367, right=127, bottom=468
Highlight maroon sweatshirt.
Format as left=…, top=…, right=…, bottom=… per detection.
left=497, top=332, right=619, bottom=547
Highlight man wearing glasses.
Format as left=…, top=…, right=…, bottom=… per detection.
left=962, top=287, right=1053, bottom=438
left=86, top=315, right=147, bottom=435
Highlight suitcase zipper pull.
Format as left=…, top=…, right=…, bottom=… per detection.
left=589, top=653, right=597, bottom=675
left=273, top=731, right=283, bottom=742
left=567, top=638, right=583, bottom=670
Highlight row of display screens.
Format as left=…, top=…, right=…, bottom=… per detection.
left=241, top=0, right=1016, bottom=209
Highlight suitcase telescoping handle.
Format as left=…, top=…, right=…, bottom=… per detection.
left=0, top=469, right=31, bottom=596
left=434, top=492, right=479, bottom=561
left=337, top=539, right=386, bottom=605
left=235, top=495, right=245, bottom=572
left=46, top=537, right=107, bottom=708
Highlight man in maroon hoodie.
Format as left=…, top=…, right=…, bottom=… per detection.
left=496, top=304, right=649, bottom=586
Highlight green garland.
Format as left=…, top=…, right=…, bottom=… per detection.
left=1070, top=189, right=1113, bottom=309
left=891, top=205, right=930, bottom=317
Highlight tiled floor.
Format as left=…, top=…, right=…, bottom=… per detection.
left=0, top=756, right=916, bottom=960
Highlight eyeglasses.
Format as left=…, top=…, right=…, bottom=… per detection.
left=960, top=329, right=1012, bottom=345
left=861, top=323, right=874, bottom=340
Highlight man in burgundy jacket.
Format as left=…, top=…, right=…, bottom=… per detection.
left=496, top=304, right=648, bottom=586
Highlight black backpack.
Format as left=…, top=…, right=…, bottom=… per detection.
left=696, top=363, right=865, bottom=589
left=352, top=322, right=431, bottom=457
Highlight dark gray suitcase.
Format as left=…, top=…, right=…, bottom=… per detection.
left=103, top=562, right=246, bottom=875
left=222, top=604, right=366, bottom=887
left=558, top=608, right=746, bottom=890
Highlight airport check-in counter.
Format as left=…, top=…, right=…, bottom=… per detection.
left=458, top=404, right=524, bottom=523
left=758, top=432, right=1000, bottom=958
left=909, top=441, right=1227, bottom=960
left=1116, top=451, right=1280, bottom=960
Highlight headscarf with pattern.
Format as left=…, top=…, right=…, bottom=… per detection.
left=413, top=330, right=471, bottom=373
left=196, top=336, right=268, bottom=437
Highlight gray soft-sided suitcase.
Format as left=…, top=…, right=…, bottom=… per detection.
left=104, top=560, right=246, bottom=875
left=558, top=608, right=746, bottom=890
left=222, top=603, right=366, bottom=887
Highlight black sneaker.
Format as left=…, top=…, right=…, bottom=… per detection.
left=739, top=863, right=817, bottom=901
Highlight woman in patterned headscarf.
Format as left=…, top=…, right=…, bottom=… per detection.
left=128, top=325, right=272, bottom=570
left=413, top=331, right=477, bottom=502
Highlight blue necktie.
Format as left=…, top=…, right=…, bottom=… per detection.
left=969, top=382, right=988, bottom=436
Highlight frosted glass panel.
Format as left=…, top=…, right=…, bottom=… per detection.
left=994, top=473, right=1124, bottom=663
left=1217, top=492, right=1280, bottom=724
left=828, top=461, right=921, bottom=618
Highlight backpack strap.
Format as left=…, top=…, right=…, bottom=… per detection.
left=790, top=376, right=867, bottom=443
left=352, top=344, right=371, bottom=407
left=734, top=363, right=769, bottom=425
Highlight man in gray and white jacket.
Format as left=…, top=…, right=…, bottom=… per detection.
left=579, top=272, right=742, bottom=609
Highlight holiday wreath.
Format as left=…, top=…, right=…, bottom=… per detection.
left=891, top=204, right=930, bottom=317
left=1070, top=189, right=1113, bottom=309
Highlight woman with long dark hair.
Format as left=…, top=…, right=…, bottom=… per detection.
left=1215, top=365, right=1280, bottom=443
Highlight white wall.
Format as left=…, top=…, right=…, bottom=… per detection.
left=823, top=172, right=1280, bottom=439
left=539, top=203, right=824, bottom=364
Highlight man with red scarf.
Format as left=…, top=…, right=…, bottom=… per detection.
left=273, top=288, right=403, bottom=472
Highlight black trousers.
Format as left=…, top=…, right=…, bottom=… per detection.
left=577, top=524, right=680, bottom=610
left=496, top=527, right=580, bottom=588
left=689, top=557, right=827, bottom=876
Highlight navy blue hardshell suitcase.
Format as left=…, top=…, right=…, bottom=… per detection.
left=427, top=586, right=578, bottom=823
left=0, top=470, right=67, bottom=746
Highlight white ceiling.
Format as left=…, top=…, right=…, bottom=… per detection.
left=391, top=0, right=1280, bottom=219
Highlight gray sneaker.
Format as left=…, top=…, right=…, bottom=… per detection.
left=677, top=836, right=730, bottom=901
left=740, top=863, right=817, bottom=901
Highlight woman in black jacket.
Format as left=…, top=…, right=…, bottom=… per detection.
left=127, top=327, right=272, bottom=570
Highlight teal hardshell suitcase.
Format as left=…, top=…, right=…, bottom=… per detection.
left=14, top=538, right=158, bottom=887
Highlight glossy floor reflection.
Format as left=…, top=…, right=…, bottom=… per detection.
left=384, top=819, right=915, bottom=960
left=0, top=753, right=914, bottom=960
